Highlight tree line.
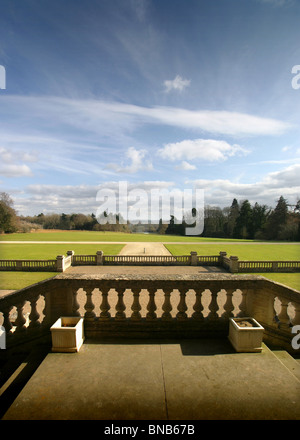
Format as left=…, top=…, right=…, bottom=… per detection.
left=0, top=192, right=299, bottom=241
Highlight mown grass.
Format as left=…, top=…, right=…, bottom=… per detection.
left=0, top=272, right=58, bottom=291
left=0, top=230, right=254, bottom=242
left=164, top=244, right=300, bottom=260
left=0, top=243, right=124, bottom=260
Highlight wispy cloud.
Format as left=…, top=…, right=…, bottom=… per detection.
left=164, top=75, right=191, bottom=93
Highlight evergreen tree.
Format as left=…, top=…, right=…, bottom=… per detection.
left=233, top=200, right=252, bottom=238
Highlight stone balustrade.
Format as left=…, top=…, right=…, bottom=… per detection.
left=0, top=273, right=299, bottom=353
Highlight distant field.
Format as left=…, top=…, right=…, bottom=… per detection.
left=165, top=244, right=300, bottom=260
left=0, top=230, right=254, bottom=242
left=0, top=243, right=124, bottom=260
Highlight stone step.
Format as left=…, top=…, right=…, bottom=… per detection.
left=270, top=349, right=300, bottom=383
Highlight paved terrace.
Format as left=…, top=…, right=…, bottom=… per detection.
left=2, top=338, right=300, bottom=420
left=1, top=246, right=300, bottom=420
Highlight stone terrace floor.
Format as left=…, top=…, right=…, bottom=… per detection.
left=2, top=338, right=300, bottom=420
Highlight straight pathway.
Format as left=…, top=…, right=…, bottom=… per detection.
left=118, top=242, right=172, bottom=255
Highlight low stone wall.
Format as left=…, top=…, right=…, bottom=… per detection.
left=0, top=250, right=299, bottom=273
left=1, top=273, right=299, bottom=353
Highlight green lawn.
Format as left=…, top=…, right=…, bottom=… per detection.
left=0, top=230, right=254, bottom=242
left=0, top=272, right=58, bottom=291
left=164, top=244, right=300, bottom=260
left=0, top=243, right=124, bottom=260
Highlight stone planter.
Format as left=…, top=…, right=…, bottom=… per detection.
left=228, top=317, right=264, bottom=353
left=51, top=317, right=84, bottom=352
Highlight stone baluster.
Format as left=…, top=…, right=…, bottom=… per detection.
left=192, top=289, right=204, bottom=321
left=277, top=297, right=291, bottom=330
left=176, top=288, right=188, bottom=320
left=84, top=287, right=96, bottom=321
left=208, top=288, right=219, bottom=320
left=2, top=306, right=13, bottom=336
left=14, top=300, right=27, bottom=333
left=115, top=287, right=126, bottom=320
left=28, top=295, right=41, bottom=329
left=99, top=286, right=111, bottom=321
left=72, top=289, right=81, bottom=317
left=161, top=288, right=173, bottom=320
left=146, top=288, right=157, bottom=320
left=222, top=288, right=235, bottom=319
left=291, top=301, right=300, bottom=326
left=131, top=287, right=142, bottom=320
left=237, top=290, right=248, bottom=317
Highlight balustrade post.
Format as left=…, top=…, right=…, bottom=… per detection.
left=190, top=251, right=198, bottom=266
left=237, top=290, right=248, bottom=317
left=99, top=286, right=111, bottom=320
left=131, top=287, right=142, bottom=320
left=2, top=306, right=13, bottom=336
left=292, top=302, right=300, bottom=326
left=277, top=298, right=291, bottom=330
left=14, top=300, right=27, bottom=333
left=192, top=289, right=204, bottom=321
left=72, top=289, right=81, bottom=317
left=115, top=288, right=126, bottom=320
left=146, top=288, right=157, bottom=320
left=162, top=288, right=173, bottom=320
left=28, top=296, right=41, bottom=329
left=208, top=288, right=219, bottom=320
left=84, top=287, right=96, bottom=321
left=222, top=288, right=235, bottom=319
left=229, top=256, right=239, bottom=273
left=176, top=288, right=188, bottom=320
left=96, top=251, right=103, bottom=265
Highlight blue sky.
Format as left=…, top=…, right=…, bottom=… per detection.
left=0, top=0, right=300, bottom=216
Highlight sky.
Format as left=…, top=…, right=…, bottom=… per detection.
left=1, top=0, right=300, bottom=218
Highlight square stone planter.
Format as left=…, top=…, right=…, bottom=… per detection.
left=228, top=317, right=264, bottom=353
left=51, top=317, right=84, bottom=352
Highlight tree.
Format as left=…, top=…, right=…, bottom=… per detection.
left=265, top=196, right=288, bottom=239
left=224, top=198, right=239, bottom=238
left=0, top=192, right=19, bottom=233
left=233, top=200, right=252, bottom=239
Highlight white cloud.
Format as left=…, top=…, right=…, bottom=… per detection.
left=158, top=139, right=249, bottom=162
left=0, top=146, right=34, bottom=177
left=188, top=163, right=300, bottom=207
left=164, top=75, right=191, bottom=93
left=0, top=164, right=33, bottom=177
left=106, top=147, right=153, bottom=174
left=176, top=161, right=197, bottom=170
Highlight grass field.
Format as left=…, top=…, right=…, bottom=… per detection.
left=0, top=243, right=124, bottom=260
left=164, top=244, right=300, bottom=260
left=0, top=231, right=299, bottom=291
left=0, top=230, right=254, bottom=242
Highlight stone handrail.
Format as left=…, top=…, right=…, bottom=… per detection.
left=0, top=258, right=57, bottom=271
left=0, top=273, right=299, bottom=353
left=1, top=250, right=299, bottom=272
